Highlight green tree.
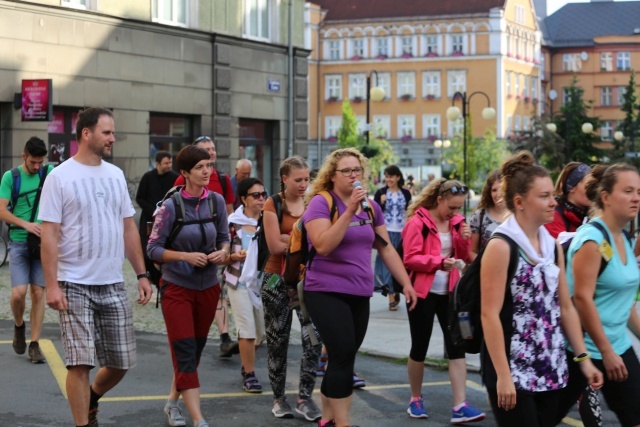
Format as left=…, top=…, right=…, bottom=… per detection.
left=336, top=100, right=398, bottom=185
left=551, top=76, right=601, bottom=163
left=615, top=70, right=639, bottom=161
left=508, top=115, right=565, bottom=172
left=444, top=115, right=509, bottom=190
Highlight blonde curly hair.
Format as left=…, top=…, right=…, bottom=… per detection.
left=305, top=147, right=370, bottom=205
left=406, top=178, right=466, bottom=219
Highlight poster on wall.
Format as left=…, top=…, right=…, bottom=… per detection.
left=21, top=79, right=53, bottom=122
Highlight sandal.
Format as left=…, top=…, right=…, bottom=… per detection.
left=389, top=301, right=398, bottom=311
left=242, top=371, right=263, bottom=393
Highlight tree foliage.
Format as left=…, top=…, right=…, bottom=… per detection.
left=613, top=70, right=640, bottom=162
left=508, top=115, right=565, bottom=172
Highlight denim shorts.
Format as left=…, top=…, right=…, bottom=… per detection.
left=8, top=241, right=44, bottom=288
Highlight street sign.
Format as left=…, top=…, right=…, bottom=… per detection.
left=624, top=152, right=640, bottom=158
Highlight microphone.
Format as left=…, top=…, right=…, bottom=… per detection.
left=352, top=180, right=371, bottom=212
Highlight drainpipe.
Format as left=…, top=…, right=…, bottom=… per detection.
left=287, top=0, right=294, bottom=157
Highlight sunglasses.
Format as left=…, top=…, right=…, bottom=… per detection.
left=441, top=183, right=469, bottom=195
left=336, top=167, right=364, bottom=177
left=194, top=136, right=212, bottom=143
left=247, top=191, right=268, bottom=199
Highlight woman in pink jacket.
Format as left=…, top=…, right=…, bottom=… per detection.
left=402, top=178, right=486, bottom=424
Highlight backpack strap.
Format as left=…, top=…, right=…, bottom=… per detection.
left=478, top=208, right=486, bottom=241
left=29, top=166, right=49, bottom=223
left=272, top=193, right=283, bottom=225
left=555, top=204, right=571, bottom=231
left=165, top=191, right=218, bottom=249
left=217, top=170, right=228, bottom=200
left=10, top=167, right=20, bottom=209
left=587, top=221, right=632, bottom=277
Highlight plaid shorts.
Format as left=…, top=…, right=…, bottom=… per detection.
left=59, top=281, right=136, bottom=369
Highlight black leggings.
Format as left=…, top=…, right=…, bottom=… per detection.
left=304, top=291, right=369, bottom=399
left=487, top=387, right=561, bottom=427
left=407, top=293, right=465, bottom=362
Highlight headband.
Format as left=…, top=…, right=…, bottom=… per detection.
left=564, top=163, right=591, bottom=193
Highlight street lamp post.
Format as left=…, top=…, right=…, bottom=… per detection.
left=365, top=70, right=386, bottom=145
left=446, top=91, right=496, bottom=216
left=434, top=137, right=451, bottom=177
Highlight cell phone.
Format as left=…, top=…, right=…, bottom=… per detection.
left=458, top=311, right=473, bottom=340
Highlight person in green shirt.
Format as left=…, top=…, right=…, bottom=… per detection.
left=0, top=137, right=53, bottom=364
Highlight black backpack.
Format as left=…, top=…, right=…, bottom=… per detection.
left=254, top=193, right=283, bottom=274
left=449, top=233, right=520, bottom=354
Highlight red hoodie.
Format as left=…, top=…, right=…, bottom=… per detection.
left=401, top=207, right=470, bottom=299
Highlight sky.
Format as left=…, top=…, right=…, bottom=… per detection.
left=548, top=0, right=637, bottom=15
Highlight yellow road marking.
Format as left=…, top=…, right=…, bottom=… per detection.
left=39, top=339, right=68, bottom=399
left=0, top=340, right=11, bottom=344
left=561, top=417, right=584, bottom=427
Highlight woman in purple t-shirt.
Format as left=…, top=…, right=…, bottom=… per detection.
left=302, top=148, right=417, bottom=427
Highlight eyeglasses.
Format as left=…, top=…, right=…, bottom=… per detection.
left=440, top=183, right=469, bottom=195
left=336, top=167, right=364, bottom=177
left=247, top=191, right=268, bottom=199
left=194, top=136, right=212, bottom=143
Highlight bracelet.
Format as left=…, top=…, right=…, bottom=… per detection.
left=573, top=352, right=591, bottom=363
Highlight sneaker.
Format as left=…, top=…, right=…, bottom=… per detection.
left=28, top=341, right=46, bottom=364
left=88, top=404, right=99, bottom=427
left=450, top=401, right=486, bottom=424
left=318, top=421, right=336, bottom=427
left=272, top=397, right=294, bottom=418
left=352, top=373, right=366, bottom=389
left=13, top=323, right=26, bottom=355
left=194, top=421, right=209, bottom=427
left=407, top=395, right=428, bottom=419
left=316, top=354, right=328, bottom=376
left=296, top=399, right=322, bottom=422
left=220, top=339, right=239, bottom=358
left=163, top=402, right=186, bottom=426
left=242, top=371, right=263, bottom=394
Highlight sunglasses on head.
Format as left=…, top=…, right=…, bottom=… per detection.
left=440, top=183, right=469, bottom=195
left=194, top=136, right=212, bottom=143
left=246, top=191, right=268, bottom=199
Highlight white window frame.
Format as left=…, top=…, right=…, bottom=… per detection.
left=601, top=87, right=613, bottom=106
left=398, top=115, right=415, bottom=139
left=352, top=38, right=365, bottom=58
left=242, top=0, right=272, bottom=41
left=325, top=75, right=342, bottom=100
left=523, top=116, right=530, bottom=131
left=617, top=52, right=631, bottom=71
left=422, top=71, right=441, bottom=98
left=422, top=114, right=441, bottom=139
left=563, top=88, right=570, bottom=105
left=531, top=77, right=538, bottom=100
left=515, top=5, right=525, bottom=24
left=601, top=52, right=613, bottom=71
left=523, top=75, right=529, bottom=97
left=328, top=40, right=341, bottom=60
left=601, top=121, right=613, bottom=140
left=451, top=34, right=464, bottom=54
left=425, top=35, right=439, bottom=55
left=506, top=72, right=512, bottom=96
left=348, top=74, right=367, bottom=100
left=376, top=72, right=391, bottom=100
left=448, top=118, right=464, bottom=137
left=153, top=0, right=191, bottom=27
left=401, top=36, right=414, bottom=56
left=514, top=115, right=521, bottom=132
left=61, top=0, right=95, bottom=10
left=372, top=115, right=390, bottom=139
left=618, top=86, right=627, bottom=106
left=506, top=115, right=512, bottom=136
left=514, top=73, right=520, bottom=96
left=325, top=116, right=341, bottom=139
left=376, top=37, right=389, bottom=57
left=448, top=70, right=466, bottom=97
left=397, top=72, right=416, bottom=99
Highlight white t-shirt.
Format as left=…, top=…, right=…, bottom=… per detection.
left=430, top=232, right=452, bottom=295
left=38, top=158, right=136, bottom=285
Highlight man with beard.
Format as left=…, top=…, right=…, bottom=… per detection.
left=39, top=107, right=153, bottom=427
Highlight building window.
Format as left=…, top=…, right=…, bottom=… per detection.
left=531, top=77, right=538, bottom=100
left=149, top=113, right=194, bottom=167
left=397, top=72, right=416, bottom=99
left=601, top=52, right=613, bottom=71
left=449, top=118, right=463, bottom=137
left=376, top=72, right=391, bottom=100
left=506, top=72, right=512, bottom=95
left=448, top=70, right=466, bottom=97
left=372, top=115, right=390, bottom=139
left=506, top=115, right=512, bottom=135
left=514, top=73, right=520, bottom=96
left=562, top=54, right=581, bottom=72
left=514, top=115, right=521, bottom=132
left=401, top=36, right=413, bottom=55
left=425, top=35, right=438, bottom=54
left=153, top=0, right=189, bottom=27
left=61, top=0, right=93, bottom=9
left=422, top=114, right=441, bottom=139
left=451, top=35, right=464, bottom=53
left=515, top=4, right=525, bottom=24
left=348, top=74, right=367, bottom=100
left=562, top=88, right=570, bottom=105
left=618, top=86, right=627, bottom=105
left=601, top=87, right=613, bottom=106
left=617, top=52, right=631, bottom=71
left=422, top=71, right=441, bottom=98
left=328, top=40, right=341, bottom=60
left=325, top=75, right=342, bottom=100
left=352, top=39, right=364, bottom=58
left=523, top=116, right=530, bottom=131
left=601, top=121, right=613, bottom=140
left=376, top=38, right=389, bottom=57
left=325, top=116, right=341, bottom=139
left=243, top=0, right=270, bottom=40
left=398, top=115, right=415, bottom=140
left=523, top=75, right=529, bottom=97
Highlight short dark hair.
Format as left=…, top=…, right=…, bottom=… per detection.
left=155, top=150, right=172, bottom=163
left=175, top=145, right=210, bottom=173
left=24, top=137, right=47, bottom=157
left=75, top=107, right=113, bottom=141
left=237, top=177, right=264, bottom=206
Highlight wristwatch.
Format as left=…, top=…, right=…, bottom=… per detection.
left=136, top=272, right=151, bottom=280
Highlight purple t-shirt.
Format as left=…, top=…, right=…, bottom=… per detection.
left=302, top=191, right=384, bottom=297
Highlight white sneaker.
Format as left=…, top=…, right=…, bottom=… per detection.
left=163, top=403, right=186, bottom=427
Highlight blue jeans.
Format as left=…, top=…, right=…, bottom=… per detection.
left=8, top=241, right=44, bottom=287
left=374, top=231, right=402, bottom=294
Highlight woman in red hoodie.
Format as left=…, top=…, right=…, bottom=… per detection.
left=402, top=178, right=485, bottom=424
left=545, top=162, right=592, bottom=238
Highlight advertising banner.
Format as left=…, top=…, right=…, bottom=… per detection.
left=21, top=79, right=53, bottom=121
